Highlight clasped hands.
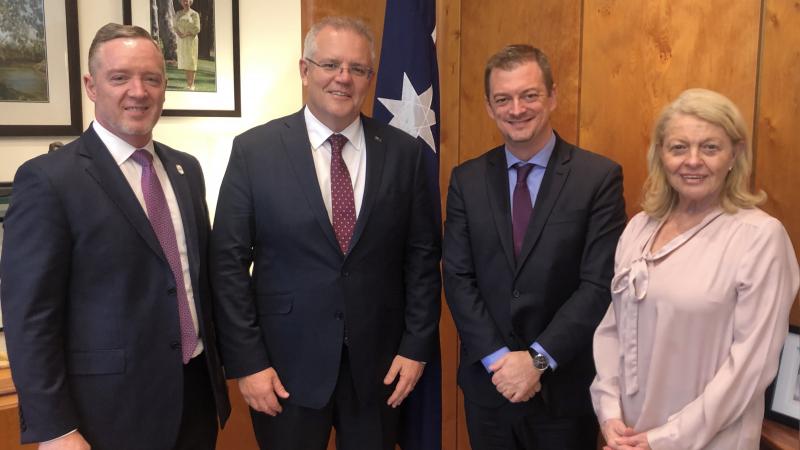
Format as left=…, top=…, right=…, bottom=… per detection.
left=238, top=355, right=424, bottom=416
left=488, top=350, right=542, bottom=403
left=601, top=418, right=651, bottom=450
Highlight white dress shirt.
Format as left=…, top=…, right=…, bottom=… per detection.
left=303, top=107, right=367, bottom=219
left=92, top=121, right=202, bottom=358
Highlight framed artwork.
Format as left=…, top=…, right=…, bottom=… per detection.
left=766, top=325, right=800, bottom=429
left=123, top=0, right=241, bottom=117
left=0, top=0, right=82, bottom=136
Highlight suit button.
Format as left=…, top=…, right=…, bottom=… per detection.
left=342, top=271, right=350, bottom=277
left=335, top=311, right=344, bottom=320
left=167, top=287, right=177, bottom=295
left=512, top=290, right=520, bottom=298
left=170, top=341, right=180, bottom=349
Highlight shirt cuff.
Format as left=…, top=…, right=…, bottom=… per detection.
left=531, top=342, right=558, bottom=370
left=481, top=346, right=510, bottom=372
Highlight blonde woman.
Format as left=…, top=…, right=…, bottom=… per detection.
left=591, top=88, right=799, bottom=449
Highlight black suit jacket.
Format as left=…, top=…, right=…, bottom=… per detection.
left=210, top=110, right=441, bottom=408
left=0, top=127, right=230, bottom=449
left=443, top=134, right=626, bottom=416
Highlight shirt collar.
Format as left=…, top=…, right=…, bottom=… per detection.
left=504, top=132, right=556, bottom=170
left=92, top=121, right=155, bottom=166
left=304, top=106, right=364, bottom=152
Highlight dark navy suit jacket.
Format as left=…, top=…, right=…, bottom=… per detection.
left=0, top=126, right=230, bottom=449
left=443, top=134, right=626, bottom=417
left=210, top=110, right=441, bottom=408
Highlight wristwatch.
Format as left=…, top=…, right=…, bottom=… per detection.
left=527, top=348, right=549, bottom=372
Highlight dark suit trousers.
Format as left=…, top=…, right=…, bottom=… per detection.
left=465, top=396, right=598, bottom=450
left=250, top=347, right=399, bottom=450
left=173, top=353, right=219, bottom=450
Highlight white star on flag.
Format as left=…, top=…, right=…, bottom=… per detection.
left=377, top=73, right=437, bottom=153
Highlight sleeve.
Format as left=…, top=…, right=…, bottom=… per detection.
left=442, top=167, right=508, bottom=364
left=0, top=161, right=80, bottom=442
left=397, top=142, right=442, bottom=362
left=590, top=304, right=624, bottom=424
left=209, top=139, right=271, bottom=378
left=646, top=217, right=800, bottom=450
left=590, top=213, right=646, bottom=425
left=190, top=11, right=201, bottom=35
left=535, top=163, right=627, bottom=367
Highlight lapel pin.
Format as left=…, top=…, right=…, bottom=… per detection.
left=374, top=136, right=382, bottom=142
left=176, top=164, right=184, bottom=175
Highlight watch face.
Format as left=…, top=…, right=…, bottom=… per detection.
left=533, top=354, right=549, bottom=370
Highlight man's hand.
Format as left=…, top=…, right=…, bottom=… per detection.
left=383, top=355, right=425, bottom=408
left=39, top=431, right=90, bottom=450
left=601, top=418, right=635, bottom=450
left=489, top=351, right=542, bottom=403
left=237, top=367, right=290, bottom=416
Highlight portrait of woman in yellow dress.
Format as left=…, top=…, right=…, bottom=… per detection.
left=173, top=0, right=200, bottom=90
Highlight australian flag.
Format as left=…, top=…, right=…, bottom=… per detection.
left=373, top=1, right=442, bottom=449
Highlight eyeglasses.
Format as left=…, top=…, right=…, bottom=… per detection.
left=305, top=58, right=374, bottom=79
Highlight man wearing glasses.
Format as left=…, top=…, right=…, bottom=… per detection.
left=210, top=16, right=441, bottom=450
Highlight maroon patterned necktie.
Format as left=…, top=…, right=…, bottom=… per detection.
left=130, top=149, right=197, bottom=364
left=512, top=163, right=534, bottom=258
left=329, top=134, right=356, bottom=254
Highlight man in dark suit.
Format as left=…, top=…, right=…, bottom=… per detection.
left=0, top=24, right=230, bottom=450
left=443, top=45, right=626, bottom=449
left=210, top=16, right=441, bottom=450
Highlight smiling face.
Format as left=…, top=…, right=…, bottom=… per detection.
left=485, top=60, right=557, bottom=159
left=299, top=26, right=373, bottom=132
left=660, top=113, right=739, bottom=212
left=84, top=37, right=166, bottom=148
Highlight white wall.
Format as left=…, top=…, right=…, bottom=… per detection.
left=0, top=0, right=302, bottom=216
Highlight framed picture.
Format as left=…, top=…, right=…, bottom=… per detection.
left=123, top=0, right=241, bottom=117
left=766, top=325, right=800, bottom=429
left=0, top=0, right=82, bottom=136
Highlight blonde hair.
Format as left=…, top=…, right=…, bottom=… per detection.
left=641, top=88, right=765, bottom=218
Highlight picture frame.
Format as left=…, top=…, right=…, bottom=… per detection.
left=0, top=0, right=83, bottom=136
left=123, top=0, right=241, bottom=117
left=765, top=325, right=800, bottom=429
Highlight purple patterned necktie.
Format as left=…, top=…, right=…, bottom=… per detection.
left=130, top=149, right=197, bottom=364
left=512, top=163, right=535, bottom=258
left=329, top=134, right=356, bottom=254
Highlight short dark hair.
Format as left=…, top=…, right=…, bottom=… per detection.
left=88, top=23, right=161, bottom=74
left=484, top=44, right=554, bottom=99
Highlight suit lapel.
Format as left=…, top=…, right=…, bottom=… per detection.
left=79, top=127, right=166, bottom=263
left=347, top=116, right=385, bottom=256
left=485, top=147, right=516, bottom=272
left=280, top=111, right=341, bottom=253
left=156, top=144, right=200, bottom=285
left=515, top=138, right=571, bottom=276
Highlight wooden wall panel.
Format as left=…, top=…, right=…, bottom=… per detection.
left=754, top=0, right=800, bottom=326
left=580, top=0, right=761, bottom=217
left=436, top=0, right=463, bottom=447
left=459, top=0, right=583, bottom=163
